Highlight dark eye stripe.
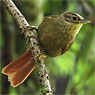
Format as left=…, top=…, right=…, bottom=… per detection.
left=64, top=15, right=70, bottom=18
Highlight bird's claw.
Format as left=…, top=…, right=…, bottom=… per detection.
left=22, top=26, right=38, bottom=34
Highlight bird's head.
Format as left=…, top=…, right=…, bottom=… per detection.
left=60, top=12, right=91, bottom=37
left=63, top=12, right=91, bottom=24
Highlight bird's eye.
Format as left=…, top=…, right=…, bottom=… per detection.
left=71, top=16, right=79, bottom=23
left=72, top=16, right=77, bottom=20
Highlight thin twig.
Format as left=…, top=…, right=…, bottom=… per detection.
left=2, top=0, right=53, bottom=94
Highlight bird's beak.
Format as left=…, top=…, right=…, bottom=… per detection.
left=80, top=19, right=91, bottom=24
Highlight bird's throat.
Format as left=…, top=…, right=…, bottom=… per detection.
left=70, top=24, right=83, bottom=40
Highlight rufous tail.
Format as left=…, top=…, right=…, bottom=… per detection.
left=2, top=50, right=35, bottom=87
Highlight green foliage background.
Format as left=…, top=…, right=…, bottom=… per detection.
left=0, top=0, right=95, bottom=95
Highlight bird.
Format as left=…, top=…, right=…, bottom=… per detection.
left=2, top=12, right=91, bottom=87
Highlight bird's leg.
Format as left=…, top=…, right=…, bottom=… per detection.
left=22, top=26, right=38, bottom=34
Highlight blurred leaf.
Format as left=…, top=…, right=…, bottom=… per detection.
left=9, top=87, right=17, bottom=95
left=67, top=1, right=77, bottom=11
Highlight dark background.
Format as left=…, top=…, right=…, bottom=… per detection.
left=0, top=0, right=95, bottom=95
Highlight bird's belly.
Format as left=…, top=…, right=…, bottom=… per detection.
left=38, top=33, right=66, bottom=57
left=38, top=21, right=74, bottom=57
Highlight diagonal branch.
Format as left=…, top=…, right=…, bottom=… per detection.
left=2, top=0, right=53, bottom=94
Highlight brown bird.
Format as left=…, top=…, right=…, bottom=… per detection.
left=2, top=12, right=91, bottom=87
